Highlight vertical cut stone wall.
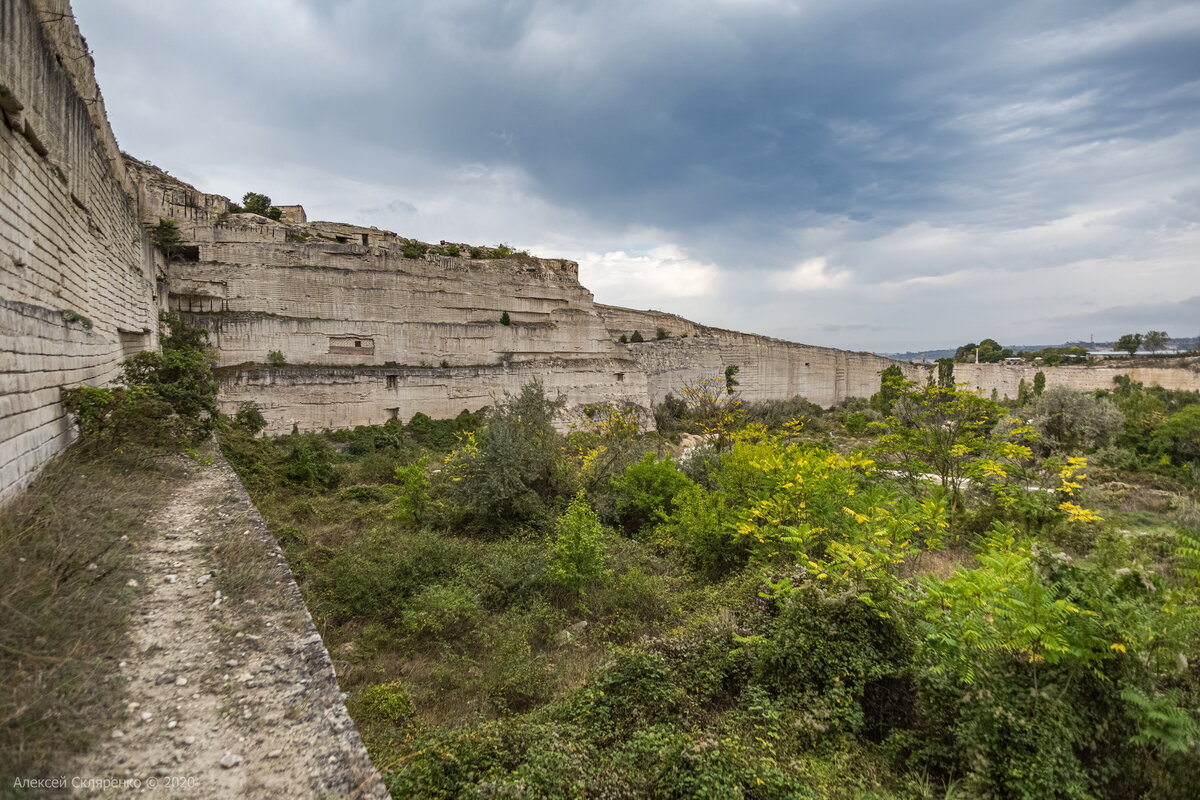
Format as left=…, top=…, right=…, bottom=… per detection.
left=0, top=0, right=160, bottom=499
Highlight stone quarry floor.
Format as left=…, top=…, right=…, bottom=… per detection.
left=70, top=449, right=388, bottom=799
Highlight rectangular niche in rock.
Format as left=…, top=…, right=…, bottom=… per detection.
left=329, top=336, right=375, bottom=355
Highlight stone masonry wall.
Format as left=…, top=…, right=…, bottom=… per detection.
left=0, top=0, right=160, bottom=499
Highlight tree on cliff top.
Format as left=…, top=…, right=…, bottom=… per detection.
left=1116, top=333, right=1143, bottom=356
left=235, top=192, right=283, bottom=221
left=1144, top=330, right=1169, bottom=355
left=954, top=338, right=1012, bottom=363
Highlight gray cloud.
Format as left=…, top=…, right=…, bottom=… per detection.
left=75, top=0, right=1200, bottom=351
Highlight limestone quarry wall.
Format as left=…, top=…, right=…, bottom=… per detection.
left=0, top=0, right=160, bottom=499
left=953, top=361, right=1200, bottom=398
left=216, top=359, right=649, bottom=435
left=166, top=250, right=613, bottom=368
left=597, top=305, right=926, bottom=407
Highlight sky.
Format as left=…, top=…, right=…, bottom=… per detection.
left=74, top=0, right=1200, bottom=353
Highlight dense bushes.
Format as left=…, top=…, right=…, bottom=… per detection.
left=217, top=375, right=1200, bottom=799
left=62, top=314, right=218, bottom=449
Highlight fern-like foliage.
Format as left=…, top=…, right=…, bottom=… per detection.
left=1176, top=528, right=1200, bottom=585
left=1120, top=687, right=1198, bottom=753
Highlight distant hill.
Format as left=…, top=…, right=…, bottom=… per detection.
left=881, top=344, right=1106, bottom=362
left=885, top=337, right=1198, bottom=362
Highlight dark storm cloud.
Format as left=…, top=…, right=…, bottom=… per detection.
left=74, top=0, right=1200, bottom=350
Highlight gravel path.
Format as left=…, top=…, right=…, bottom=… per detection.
left=70, top=450, right=388, bottom=799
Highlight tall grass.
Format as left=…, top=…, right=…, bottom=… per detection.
left=0, top=444, right=179, bottom=781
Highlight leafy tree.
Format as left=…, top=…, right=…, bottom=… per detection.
left=676, top=376, right=744, bottom=449
left=630, top=330, right=645, bottom=343
left=267, top=350, right=286, bottom=366
left=1030, top=386, right=1124, bottom=455
left=232, top=401, right=267, bottom=435
left=1033, top=370, right=1046, bottom=397
left=873, top=384, right=1023, bottom=510
left=955, top=338, right=1011, bottom=363
left=1152, top=404, right=1200, bottom=468
left=1116, top=332, right=1143, bottom=356
left=117, top=314, right=218, bottom=443
left=401, top=241, right=428, bottom=259
left=149, top=219, right=183, bottom=259
left=1143, top=330, right=1169, bottom=355
left=239, top=191, right=283, bottom=220
left=442, top=381, right=569, bottom=531
left=281, top=433, right=339, bottom=490
left=1016, top=378, right=1031, bottom=406
left=870, top=364, right=911, bottom=416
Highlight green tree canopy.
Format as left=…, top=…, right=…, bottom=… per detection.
left=238, top=192, right=283, bottom=221
left=955, top=338, right=1012, bottom=363
left=1116, top=333, right=1143, bottom=356
left=1143, top=330, right=1169, bottom=354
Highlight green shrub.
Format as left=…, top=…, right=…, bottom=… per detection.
left=59, top=308, right=94, bottom=329
left=267, top=349, right=286, bottom=367
left=401, top=582, right=484, bottom=643
left=573, top=649, right=690, bottom=734
left=402, top=240, right=428, bottom=259
left=441, top=382, right=568, bottom=532
left=500, top=311, right=511, bottom=325
left=318, top=530, right=472, bottom=621
left=239, top=191, right=283, bottom=220
left=231, top=401, right=267, bottom=435
left=656, top=483, right=741, bottom=577
left=118, top=314, right=219, bottom=443
left=609, top=452, right=692, bottom=539
left=391, top=459, right=430, bottom=526
left=337, top=484, right=396, bottom=504
left=472, top=539, right=553, bottom=609
left=350, top=681, right=415, bottom=727
left=281, top=434, right=339, bottom=491
left=406, top=409, right=481, bottom=451
left=149, top=218, right=183, bottom=258
left=62, top=385, right=177, bottom=445
left=630, top=330, right=645, bottom=343
left=63, top=315, right=216, bottom=449
left=757, top=584, right=910, bottom=739
left=549, top=493, right=609, bottom=595
left=484, top=625, right=552, bottom=712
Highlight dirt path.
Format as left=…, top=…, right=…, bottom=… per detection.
left=70, top=450, right=388, bottom=799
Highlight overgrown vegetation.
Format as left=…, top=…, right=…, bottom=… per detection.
left=148, top=218, right=183, bottom=259
left=219, top=368, right=1200, bottom=799
left=62, top=314, right=219, bottom=448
